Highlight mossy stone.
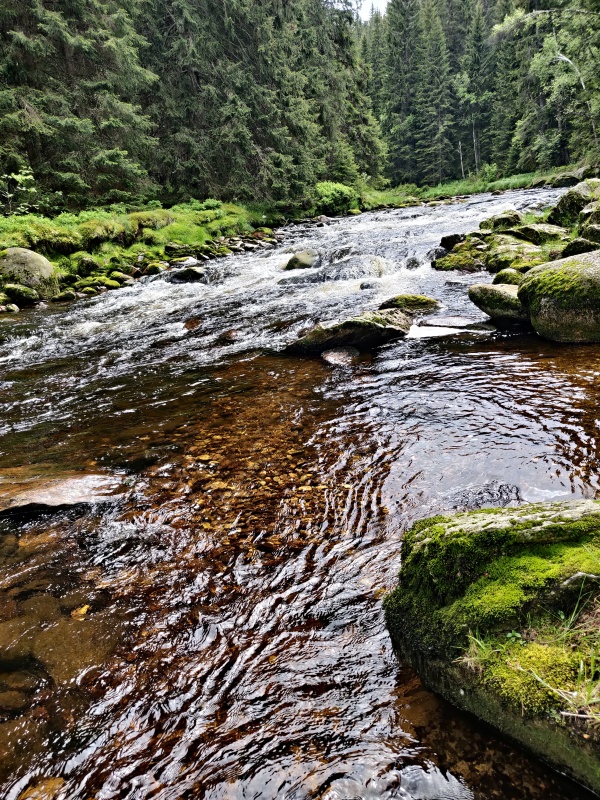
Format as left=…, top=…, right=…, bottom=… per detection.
left=287, top=308, right=411, bottom=354
left=379, top=294, right=440, bottom=314
left=433, top=251, right=483, bottom=271
left=511, top=223, right=569, bottom=246
left=479, top=210, right=523, bottom=231
left=4, top=283, right=40, bottom=306
left=468, top=283, right=529, bottom=321
left=51, top=290, right=77, bottom=303
left=518, top=251, right=600, bottom=342
left=492, top=268, right=524, bottom=286
left=581, top=223, right=600, bottom=244
left=144, top=263, right=166, bottom=275
left=548, top=179, right=600, bottom=226
left=561, top=237, right=599, bottom=258
left=0, top=247, right=58, bottom=298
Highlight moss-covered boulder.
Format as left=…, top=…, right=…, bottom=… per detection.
left=579, top=201, right=600, bottom=226
left=510, top=223, right=570, bottom=246
left=4, top=283, right=40, bottom=306
left=561, top=237, right=599, bottom=258
left=51, top=290, right=77, bottom=303
left=492, top=268, right=524, bottom=286
left=287, top=308, right=411, bottom=354
left=379, top=294, right=440, bottom=314
left=548, top=179, right=600, bottom=227
left=483, top=235, right=544, bottom=273
left=479, top=210, right=523, bottom=231
left=581, top=223, right=600, bottom=244
left=468, top=283, right=529, bottom=321
left=518, top=251, right=600, bottom=342
left=384, top=500, right=600, bottom=795
left=0, top=248, right=58, bottom=299
left=283, top=250, right=320, bottom=270
left=74, top=276, right=120, bottom=291
left=433, top=251, right=484, bottom=271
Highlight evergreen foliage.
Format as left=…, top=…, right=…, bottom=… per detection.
left=0, top=0, right=384, bottom=212
left=362, top=0, right=600, bottom=186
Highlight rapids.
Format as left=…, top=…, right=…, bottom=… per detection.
left=1, top=188, right=598, bottom=799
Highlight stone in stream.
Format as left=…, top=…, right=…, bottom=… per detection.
left=468, top=283, right=529, bottom=322
left=287, top=308, right=411, bottom=354
left=479, top=210, right=523, bottom=231
left=0, top=472, right=123, bottom=516
left=282, top=249, right=320, bottom=270
left=17, top=778, right=66, bottom=800
left=379, top=294, right=440, bottom=314
left=0, top=248, right=59, bottom=299
left=439, top=233, right=465, bottom=250
left=321, top=347, right=361, bottom=365
left=517, top=250, right=600, bottom=342
left=384, top=499, right=600, bottom=796
left=165, top=266, right=207, bottom=283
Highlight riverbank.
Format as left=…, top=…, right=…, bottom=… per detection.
left=0, top=167, right=590, bottom=315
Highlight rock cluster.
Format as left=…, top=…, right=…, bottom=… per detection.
left=0, top=229, right=284, bottom=315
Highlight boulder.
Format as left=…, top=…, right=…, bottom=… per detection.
left=439, top=233, right=465, bottom=250
left=509, top=223, right=569, bottom=246
left=166, top=266, right=207, bottom=283
left=379, top=294, right=440, bottom=314
left=144, top=263, right=166, bottom=275
left=4, top=283, right=39, bottom=306
left=581, top=223, right=600, bottom=244
left=51, top=289, right=77, bottom=303
left=579, top=201, right=600, bottom=226
left=518, top=250, right=600, bottom=342
left=0, top=248, right=58, bottom=298
left=468, top=283, right=529, bottom=322
left=492, top=268, right=524, bottom=286
left=384, top=499, right=600, bottom=796
left=479, top=210, right=523, bottom=231
left=561, top=237, right=599, bottom=258
left=287, top=308, right=411, bottom=354
left=549, top=171, right=582, bottom=187
left=283, top=249, right=320, bottom=270
left=483, top=235, right=544, bottom=273
left=433, top=252, right=484, bottom=271
left=548, top=179, right=600, bottom=226
left=0, top=303, right=19, bottom=314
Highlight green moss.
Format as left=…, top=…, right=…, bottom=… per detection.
left=385, top=501, right=600, bottom=656
left=379, top=294, right=440, bottom=313
left=433, top=251, right=483, bottom=271
left=484, top=643, right=578, bottom=715
left=493, top=268, right=524, bottom=286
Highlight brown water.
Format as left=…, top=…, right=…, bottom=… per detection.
left=1, top=189, right=599, bottom=799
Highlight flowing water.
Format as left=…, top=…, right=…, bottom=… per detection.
left=1, top=188, right=599, bottom=800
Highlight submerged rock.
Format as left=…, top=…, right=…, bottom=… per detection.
left=321, top=346, right=360, bottom=365
left=0, top=248, right=58, bottom=299
left=166, top=266, right=207, bottom=283
left=0, top=472, right=122, bottom=515
left=384, top=499, right=600, bottom=796
left=287, top=309, right=411, bottom=354
left=518, top=250, right=600, bottom=342
left=468, top=283, right=529, bottom=322
left=379, top=294, right=440, bottom=314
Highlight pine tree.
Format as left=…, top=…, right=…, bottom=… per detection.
left=0, top=0, right=156, bottom=209
left=382, top=0, right=423, bottom=184
left=414, top=0, right=454, bottom=183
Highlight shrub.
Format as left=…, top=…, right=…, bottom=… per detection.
left=314, top=182, right=359, bottom=216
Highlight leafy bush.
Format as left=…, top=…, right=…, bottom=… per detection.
left=314, top=182, right=359, bottom=216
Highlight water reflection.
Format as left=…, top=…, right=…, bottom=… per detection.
left=1, top=188, right=598, bottom=799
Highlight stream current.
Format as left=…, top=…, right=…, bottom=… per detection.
left=1, top=188, right=599, bottom=799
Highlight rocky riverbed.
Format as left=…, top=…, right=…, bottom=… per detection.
left=3, top=186, right=600, bottom=800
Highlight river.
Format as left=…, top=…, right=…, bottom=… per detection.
left=1, top=188, right=598, bottom=799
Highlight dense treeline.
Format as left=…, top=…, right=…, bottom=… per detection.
left=0, top=0, right=384, bottom=211
left=361, top=0, right=600, bottom=186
